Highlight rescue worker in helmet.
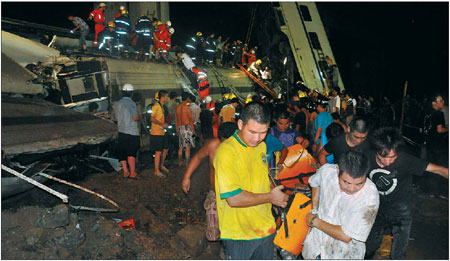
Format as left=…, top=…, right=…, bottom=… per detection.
left=114, top=9, right=131, bottom=57
left=185, top=32, right=204, bottom=64
left=153, top=21, right=167, bottom=60
left=98, top=21, right=118, bottom=55
left=245, top=48, right=257, bottom=68
left=204, top=33, right=217, bottom=65
left=161, top=27, right=175, bottom=60
left=88, top=2, right=106, bottom=47
left=115, top=5, right=126, bottom=19
left=248, top=59, right=262, bottom=78
left=135, top=13, right=153, bottom=60
left=159, top=21, right=173, bottom=60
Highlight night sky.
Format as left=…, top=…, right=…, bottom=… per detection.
left=2, top=2, right=448, bottom=101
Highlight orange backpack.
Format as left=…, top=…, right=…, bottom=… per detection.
left=273, top=192, right=312, bottom=256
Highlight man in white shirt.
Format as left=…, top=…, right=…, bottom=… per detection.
left=302, top=150, right=379, bottom=259
left=172, top=51, right=196, bottom=71
left=171, top=51, right=197, bottom=90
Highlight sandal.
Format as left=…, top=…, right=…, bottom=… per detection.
left=128, top=175, right=141, bottom=180
left=161, top=166, right=170, bottom=173
left=154, top=171, right=166, bottom=178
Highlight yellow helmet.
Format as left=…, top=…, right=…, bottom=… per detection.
left=256, top=59, right=262, bottom=65
left=196, top=32, right=202, bottom=37
left=156, top=21, right=163, bottom=26
left=107, top=21, right=115, bottom=28
left=121, top=9, right=127, bottom=14
left=298, top=90, right=307, bottom=98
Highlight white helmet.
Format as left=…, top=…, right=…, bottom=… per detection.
left=119, top=5, right=125, bottom=10
left=99, top=2, right=106, bottom=7
left=205, top=96, right=212, bottom=103
left=122, top=83, right=134, bottom=91
left=169, top=28, right=175, bottom=34
left=165, top=20, right=171, bottom=27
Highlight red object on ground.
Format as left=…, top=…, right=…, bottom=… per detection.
left=119, top=219, right=136, bottom=230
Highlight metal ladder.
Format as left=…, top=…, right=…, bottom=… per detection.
left=207, top=64, right=246, bottom=103
left=162, top=55, right=198, bottom=97
left=237, top=64, right=277, bottom=99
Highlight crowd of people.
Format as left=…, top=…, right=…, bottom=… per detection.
left=110, top=77, right=448, bottom=259
left=84, top=4, right=449, bottom=260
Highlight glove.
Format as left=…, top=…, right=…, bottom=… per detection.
left=70, top=30, right=74, bottom=34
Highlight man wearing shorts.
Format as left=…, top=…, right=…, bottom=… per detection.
left=113, top=84, right=140, bottom=179
left=151, top=90, right=170, bottom=177
left=175, top=92, right=197, bottom=166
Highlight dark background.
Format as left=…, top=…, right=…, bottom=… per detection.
left=2, top=2, right=448, bottom=101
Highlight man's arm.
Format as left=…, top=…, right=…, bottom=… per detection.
left=312, top=126, right=322, bottom=153
left=170, top=56, right=182, bottom=65
left=306, top=184, right=352, bottom=243
left=437, top=124, right=448, bottom=134
left=318, top=147, right=330, bottom=165
left=426, top=163, right=449, bottom=178
left=310, top=217, right=352, bottom=243
left=187, top=107, right=196, bottom=135
left=311, top=186, right=320, bottom=211
left=72, top=23, right=82, bottom=32
left=182, top=141, right=212, bottom=193
left=277, top=147, right=289, bottom=171
left=225, top=185, right=288, bottom=208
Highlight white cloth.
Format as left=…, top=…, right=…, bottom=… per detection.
left=190, top=102, right=201, bottom=123
left=302, top=164, right=379, bottom=259
left=181, top=53, right=195, bottom=70
left=331, top=95, right=341, bottom=113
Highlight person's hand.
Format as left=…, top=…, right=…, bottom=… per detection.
left=297, top=137, right=310, bottom=148
left=312, top=143, right=319, bottom=153
left=305, top=213, right=317, bottom=228
left=277, top=163, right=285, bottom=172
left=270, top=185, right=289, bottom=208
left=182, top=177, right=191, bottom=194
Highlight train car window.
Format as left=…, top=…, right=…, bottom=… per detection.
left=308, top=32, right=322, bottom=50
left=299, top=5, right=312, bottom=21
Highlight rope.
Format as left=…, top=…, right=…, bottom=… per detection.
left=245, top=7, right=257, bottom=46
left=37, top=173, right=120, bottom=211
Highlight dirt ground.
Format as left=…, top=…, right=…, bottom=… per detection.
left=1, top=149, right=449, bottom=259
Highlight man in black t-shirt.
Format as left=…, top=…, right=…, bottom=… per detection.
left=423, top=96, right=449, bottom=196
left=364, top=127, right=448, bottom=259
left=293, top=100, right=308, bottom=138
left=318, top=116, right=370, bottom=165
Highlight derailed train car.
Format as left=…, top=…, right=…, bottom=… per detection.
left=1, top=28, right=253, bottom=197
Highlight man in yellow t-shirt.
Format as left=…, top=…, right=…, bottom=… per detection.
left=219, top=98, right=239, bottom=124
left=150, top=90, right=169, bottom=177
left=214, top=101, right=289, bottom=259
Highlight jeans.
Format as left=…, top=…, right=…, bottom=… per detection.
left=365, top=202, right=412, bottom=259
left=80, top=28, right=89, bottom=49
left=223, top=234, right=275, bottom=260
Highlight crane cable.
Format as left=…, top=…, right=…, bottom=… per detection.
left=245, top=7, right=257, bottom=46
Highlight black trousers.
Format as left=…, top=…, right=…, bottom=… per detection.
left=365, top=202, right=412, bottom=259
